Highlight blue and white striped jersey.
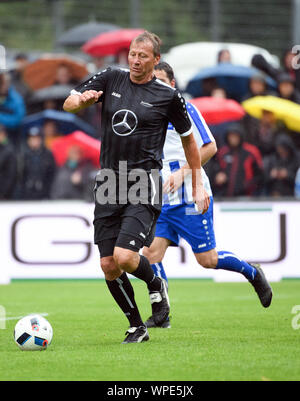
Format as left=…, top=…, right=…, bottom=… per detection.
left=162, top=102, right=215, bottom=207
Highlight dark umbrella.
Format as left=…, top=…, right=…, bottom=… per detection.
left=186, top=63, right=277, bottom=101
left=28, top=85, right=74, bottom=104
left=21, top=109, right=96, bottom=137
left=57, top=22, right=120, bottom=47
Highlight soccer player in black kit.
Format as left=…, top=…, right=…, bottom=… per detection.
left=63, top=31, right=210, bottom=343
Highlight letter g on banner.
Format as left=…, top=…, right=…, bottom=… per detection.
left=11, top=214, right=92, bottom=265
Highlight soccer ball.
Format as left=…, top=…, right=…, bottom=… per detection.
left=14, top=314, right=53, bottom=351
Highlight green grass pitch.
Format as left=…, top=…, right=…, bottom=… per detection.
left=0, top=279, right=300, bottom=381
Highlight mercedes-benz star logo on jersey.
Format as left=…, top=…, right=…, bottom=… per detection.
left=112, top=109, right=138, bottom=136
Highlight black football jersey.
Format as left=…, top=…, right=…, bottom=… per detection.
left=72, top=67, right=192, bottom=172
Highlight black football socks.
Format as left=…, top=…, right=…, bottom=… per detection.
left=105, top=272, right=144, bottom=328
left=130, top=255, right=162, bottom=292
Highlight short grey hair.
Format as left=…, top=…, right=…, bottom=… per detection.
left=131, top=31, right=162, bottom=57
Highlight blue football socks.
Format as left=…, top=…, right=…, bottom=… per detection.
left=151, top=262, right=168, bottom=284
left=216, top=251, right=257, bottom=281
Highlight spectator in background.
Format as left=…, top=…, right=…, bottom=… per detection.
left=282, top=48, right=300, bottom=92
left=0, top=72, right=25, bottom=145
left=207, top=122, right=264, bottom=197
left=242, top=73, right=275, bottom=101
left=243, top=109, right=283, bottom=158
left=0, top=124, right=17, bottom=200
left=54, top=64, right=80, bottom=86
left=295, top=167, right=300, bottom=199
left=202, top=77, right=218, bottom=97
left=51, top=145, right=95, bottom=201
left=277, top=72, right=300, bottom=104
left=217, top=49, right=232, bottom=64
left=92, top=56, right=107, bottom=70
left=42, top=119, right=62, bottom=150
left=211, top=86, right=227, bottom=98
left=264, top=134, right=299, bottom=197
left=18, top=126, right=56, bottom=200
left=9, top=53, right=32, bottom=102
left=115, top=48, right=129, bottom=67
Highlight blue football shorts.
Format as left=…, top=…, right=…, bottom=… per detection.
left=155, top=197, right=216, bottom=253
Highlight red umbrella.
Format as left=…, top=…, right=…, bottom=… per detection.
left=82, top=28, right=145, bottom=57
left=189, top=97, right=245, bottom=125
left=51, top=131, right=101, bottom=167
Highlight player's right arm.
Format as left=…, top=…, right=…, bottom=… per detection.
left=63, top=67, right=113, bottom=113
left=63, top=90, right=103, bottom=113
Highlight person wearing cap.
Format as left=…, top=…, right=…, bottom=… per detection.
left=264, top=133, right=300, bottom=197
left=9, top=52, right=32, bottom=101
left=242, top=73, right=277, bottom=101
left=207, top=122, right=264, bottom=198
left=277, top=72, right=300, bottom=104
left=18, top=126, right=56, bottom=200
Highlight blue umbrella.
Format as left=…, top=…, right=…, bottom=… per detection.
left=185, top=63, right=277, bottom=101
left=21, top=109, right=96, bottom=137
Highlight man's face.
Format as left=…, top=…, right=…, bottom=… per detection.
left=128, top=40, right=160, bottom=83
left=0, top=73, right=8, bottom=96
left=279, top=81, right=294, bottom=98
left=0, top=129, right=6, bottom=144
left=154, top=69, right=175, bottom=88
left=227, top=132, right=241, bottom=148
left=27, top=135, right=42, bottom=150
left=250, top=79, right=265, bottom=95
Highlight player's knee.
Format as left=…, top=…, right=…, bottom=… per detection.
left=196, top=250, right=218, bottom=269
left=100, top=256, right=120, bottom=280
left=113, top=248, right=136, bottom=271
left=142, top=247, right=160, bottom=264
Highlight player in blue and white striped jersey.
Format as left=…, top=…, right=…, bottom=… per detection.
left=143, top=62, right=272, bottom=328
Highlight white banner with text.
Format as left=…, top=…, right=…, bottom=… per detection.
left=0, top=200, right=299, bottom=283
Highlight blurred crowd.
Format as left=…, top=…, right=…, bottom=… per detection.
left=1, top=44, right=300, bottom=202
left=202, top=48, right=300, bottom=199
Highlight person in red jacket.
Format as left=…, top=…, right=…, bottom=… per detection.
left=207, top=123, right=264, bottom=197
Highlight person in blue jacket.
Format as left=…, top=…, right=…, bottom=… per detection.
left=0, top=71, right=25, bottom=144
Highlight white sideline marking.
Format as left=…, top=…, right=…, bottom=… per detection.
left=0, top=312, right=49, bottom=322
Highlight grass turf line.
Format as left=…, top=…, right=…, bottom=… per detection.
left=0, top=279, right=299, bottom=381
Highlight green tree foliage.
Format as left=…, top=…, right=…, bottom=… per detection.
left=0, top=0, right=293, bottom=57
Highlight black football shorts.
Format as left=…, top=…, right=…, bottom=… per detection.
left=94, top=203, right=160, bottom=257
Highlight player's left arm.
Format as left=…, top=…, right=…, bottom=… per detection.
left=164, top=101, right=217, bottom=193
left=180, top=133, right=210, bottom=214
left=167, top=91, right=210, bottom=213
left=185, top=102, right=217, bottom=166
left=163, top=141, right=217, bottom=194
